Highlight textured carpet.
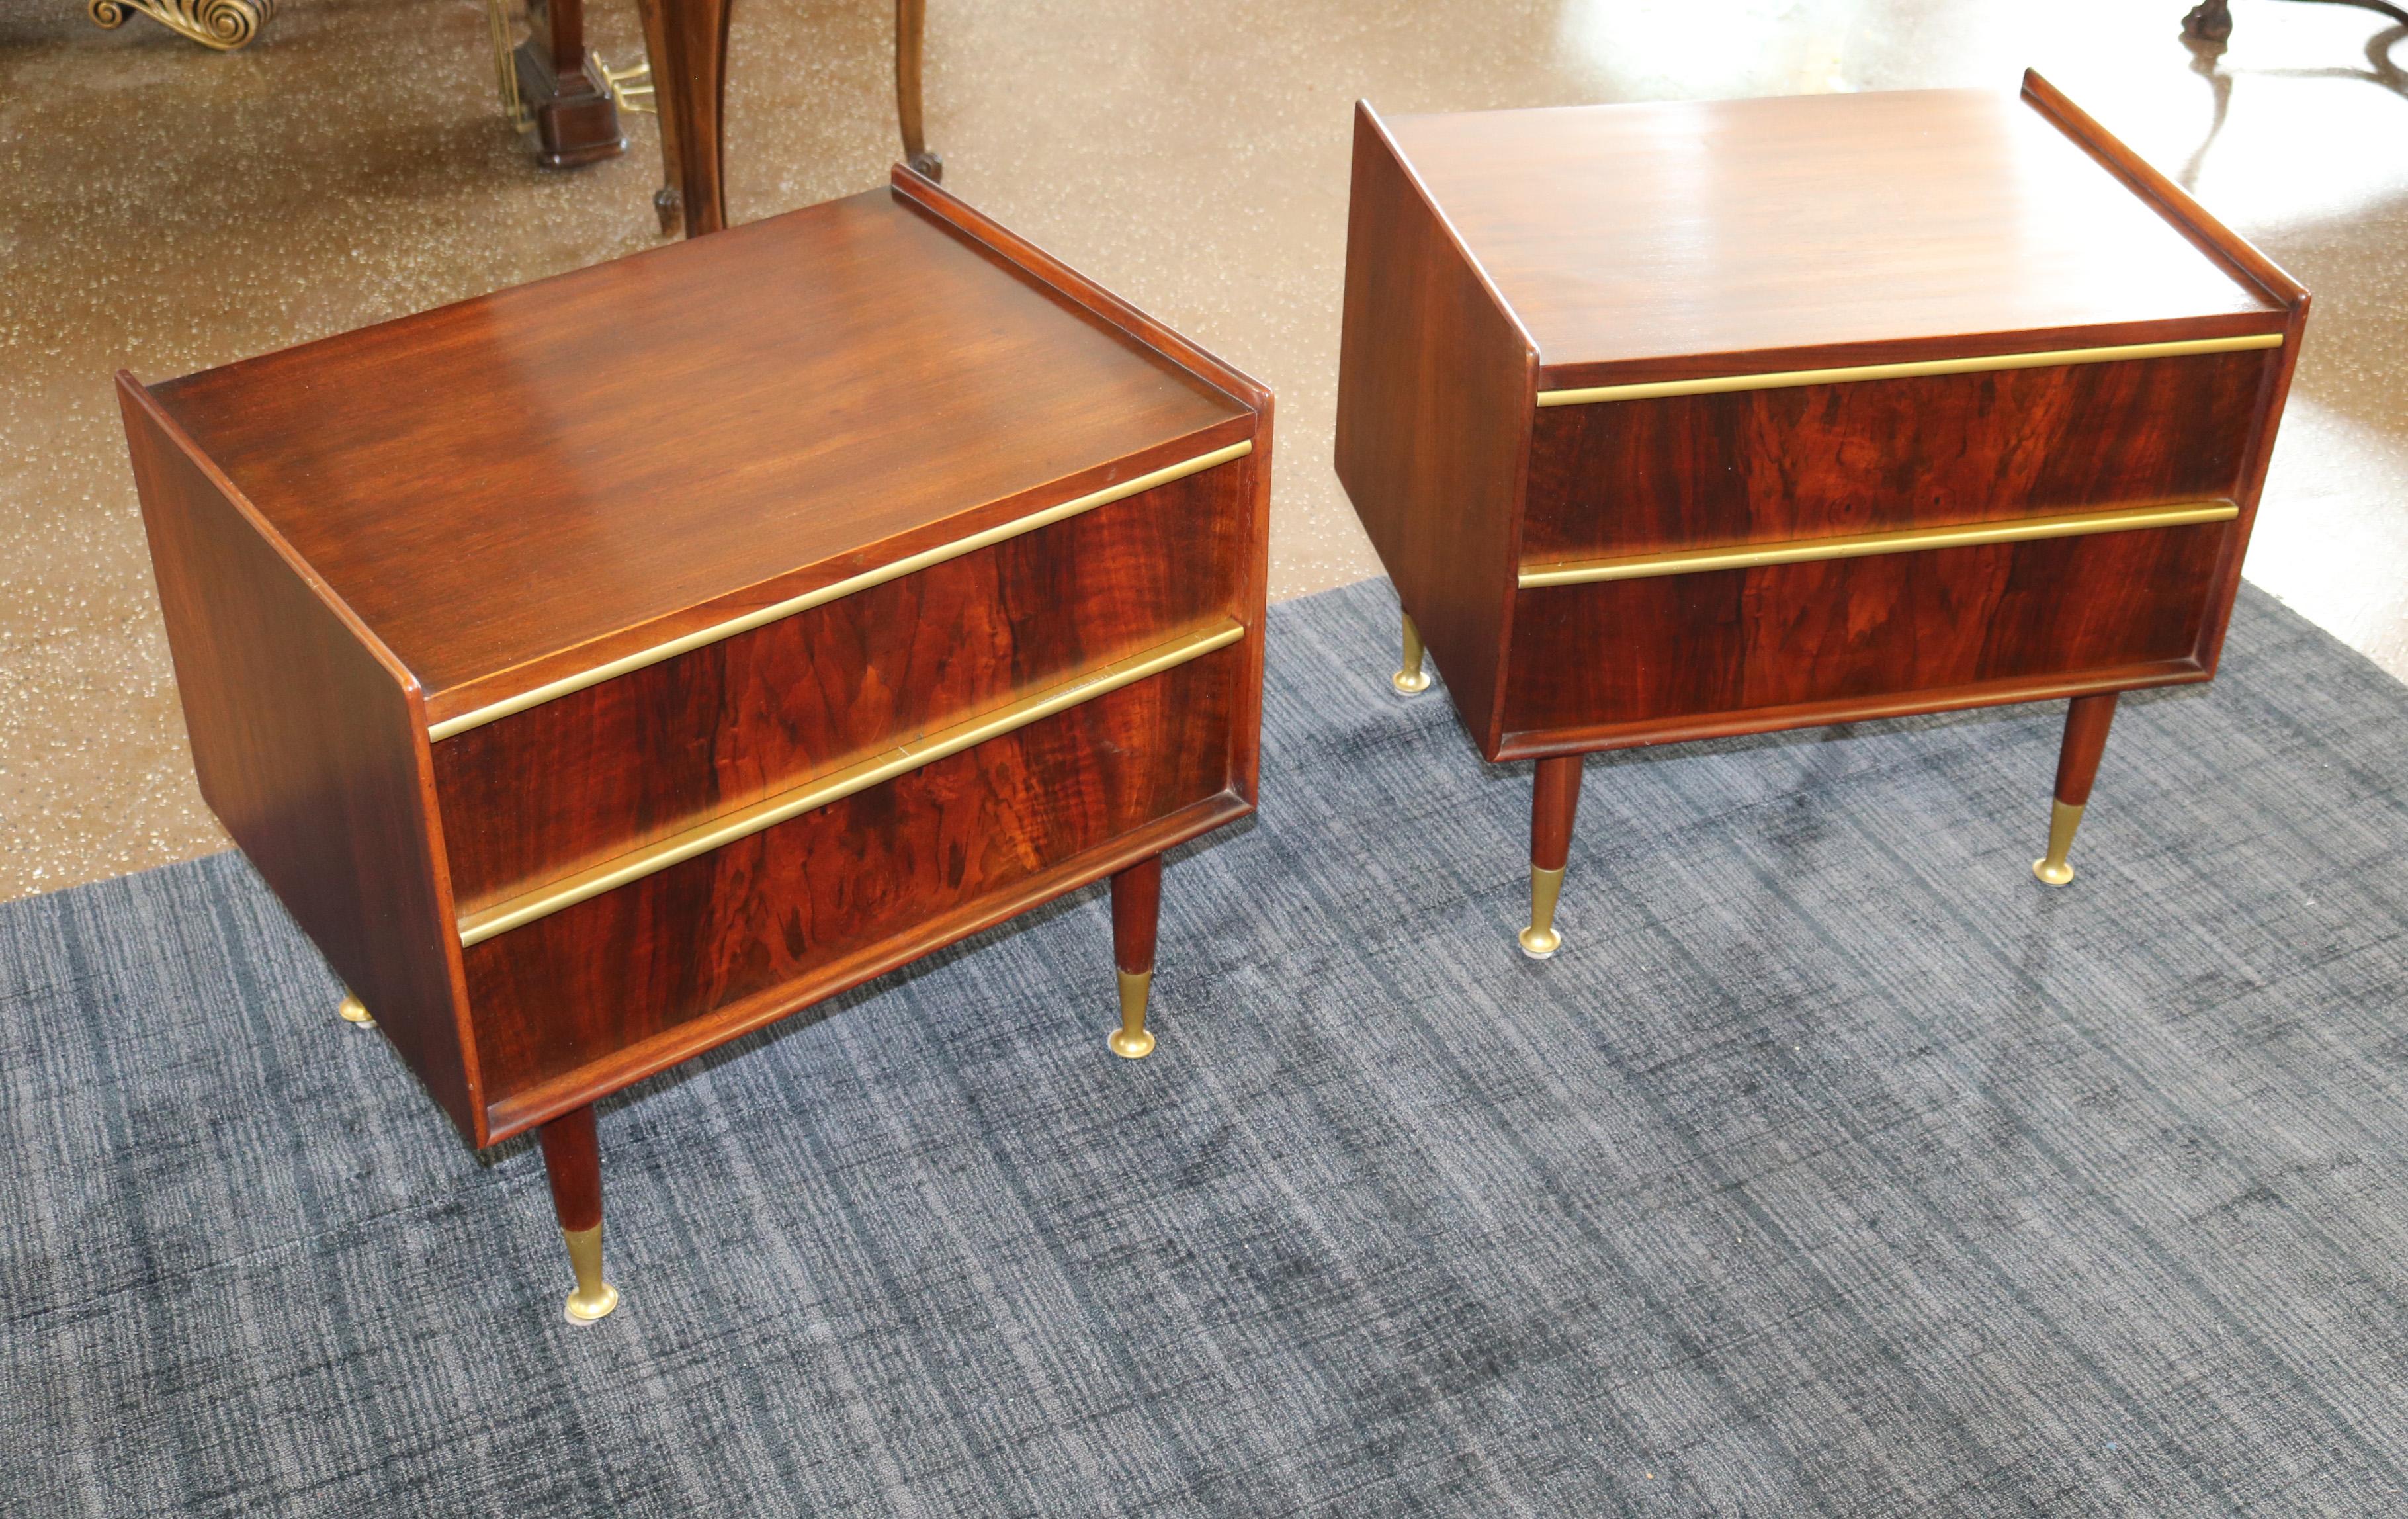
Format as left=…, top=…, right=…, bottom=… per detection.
left=6, top=576, right=2408, bottom=1516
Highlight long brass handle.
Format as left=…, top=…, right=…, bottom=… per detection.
left=1518, top=499, right=2239, bottom=589
left=428, top=438, right=1253, bottom=741
left=456, top=619, right=1246, bottom=945
left=1534, top=333, right=2281, bottom=408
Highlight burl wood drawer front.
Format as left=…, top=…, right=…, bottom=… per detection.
left=433, top=463, right=1248, bottom=914
left=460, top=646, right=1242, bottom=1105
left=1520, top=351, right=2268, bottom=565
left=1502, top=521, right=2227, bottom=742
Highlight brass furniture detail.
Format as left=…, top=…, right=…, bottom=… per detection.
left=116, top=170, right=1272, bottom=1320
left=87, top=0, right=273, bottom=50
left=1335, top=75, right=2307, bottom=951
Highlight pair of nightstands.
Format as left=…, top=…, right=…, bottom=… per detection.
left=121, top=73, right=2301, bottom=1322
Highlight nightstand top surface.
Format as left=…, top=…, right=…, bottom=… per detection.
left=151, top=188, right=1248, bottom=707
left=1382, top=87, right=2282, bottom=376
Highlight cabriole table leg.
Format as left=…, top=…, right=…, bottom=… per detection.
left=539, top=1104, right=620, bottom=1323
left=1520, top=754, right=1582, bottom=959
left=1109, top=854, right=1162, bottom=1059
left=2034, top=692, right=2119, bottom=887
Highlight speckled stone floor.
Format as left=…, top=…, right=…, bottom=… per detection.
left=3, top=0, right=2405, bottom=900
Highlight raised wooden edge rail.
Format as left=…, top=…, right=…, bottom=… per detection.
left=1533, top=335, right=2283, bottom=408
left=427, top=438, right=1254, bottom=740
left=2020, top=69, right=2309, bottom=311
left=1518, top=499, right=2241, bottom=587
left=456, top=619, right=1248, bottom=945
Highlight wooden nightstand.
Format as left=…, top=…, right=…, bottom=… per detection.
left=118, top=168, right=1271, bottom=1321
left=1334, top=73, right=2305, bottom=956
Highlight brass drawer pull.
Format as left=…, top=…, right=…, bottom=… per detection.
left=428, top=439, right=1252, bottom=742
left=456, top=619, right=1246, bottom=945
left=1518, top=499, right=2240, bottom=588
left=1534, top=334, right=2282, bottom=408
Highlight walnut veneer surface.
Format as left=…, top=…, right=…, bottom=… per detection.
left=1337, top=73, right=2307, bottom=765
left=150, top=185, right=1250, bottom=726
left=1389, top=85, right=2283, bottom=386
left=119, top=169, right=1273, bottom=1148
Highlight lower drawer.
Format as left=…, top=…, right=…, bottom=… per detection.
left=459, top=642, right=1242, bottom=1109
left=1500, top=519, right=2229, bottom=743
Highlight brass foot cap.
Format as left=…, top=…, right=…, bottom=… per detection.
left=337, top=993, right=374, bottom=1027
left=1517, top=926, right=1562, bottom=959
left=564, top=1283, right=619, bottom=1323
left=1391, top=668, right=1432, bottom=695
left=1109, top=1027, right=1156, bottom=1060
left=2032, top=858, right=2075, bottom=887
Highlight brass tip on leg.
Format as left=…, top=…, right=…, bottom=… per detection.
left=1518, top=865, right=1567, bottom=959
left=2032, top=799, right=2085, bottom=887
left=337, top=992, right=374, bottom=1027
left=1392, top=613, right=1433, bottom=695
left=560, top=1223, right=619, bottom=1323
left=1109, top=969, right=1156, bottom=1059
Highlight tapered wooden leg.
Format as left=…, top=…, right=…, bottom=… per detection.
left=2034, top=693, right=2118, bottom=887
left=539, top=1105, right=619, bottom=1323
left=895, top=0, right=941, bottom=180
left=1520, top=755, right=1582, bottom=959
left=1109, top=855, right=1162, bottom=1059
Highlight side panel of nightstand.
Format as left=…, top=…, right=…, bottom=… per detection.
left=1334, top=102, right=1535, bottom=754
left=118, top=379, right=484, bottom=1141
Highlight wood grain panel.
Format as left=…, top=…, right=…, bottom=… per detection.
left=464, top=647, right=1241, bottom=1108
left=433, top=464, right=1248, bottom=912
left=145, top=189, right=1249, bottom=714
left=1383, top=87, right=2284, bottom=385
left=887, top=166, right=1275, bottom=814
left=117, top=376, right=484, bottom=1142
left=1522, top=352, right=2267, bottom=564
left=1502, top=523, right=2229, bottom=742
left=1333, top=101, right=1536, bottom=757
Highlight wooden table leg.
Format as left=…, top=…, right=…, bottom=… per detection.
left=1520, top=756, right=1582, bottom=959
left=1109, top=855, right=1162, bottom=1059
left=638, top=0, right=734, bottom=237
left=516, top=0, right=627, bottom=169
left=2034, top=692, right=2118, bottom=887
left=539, top=1104, right=620, bottom=1322
left=896, top=0, right=941, bottom=181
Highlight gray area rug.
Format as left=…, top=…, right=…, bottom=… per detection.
left=5, top=576, right=2408, bottom=1517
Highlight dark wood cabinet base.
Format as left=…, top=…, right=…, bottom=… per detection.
left=515, top=0, right=628, bottom=170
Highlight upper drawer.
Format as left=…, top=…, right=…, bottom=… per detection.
left=1520, top=347, right=2273, bottom=566
left=432, top=457, right=1252, bottom=916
